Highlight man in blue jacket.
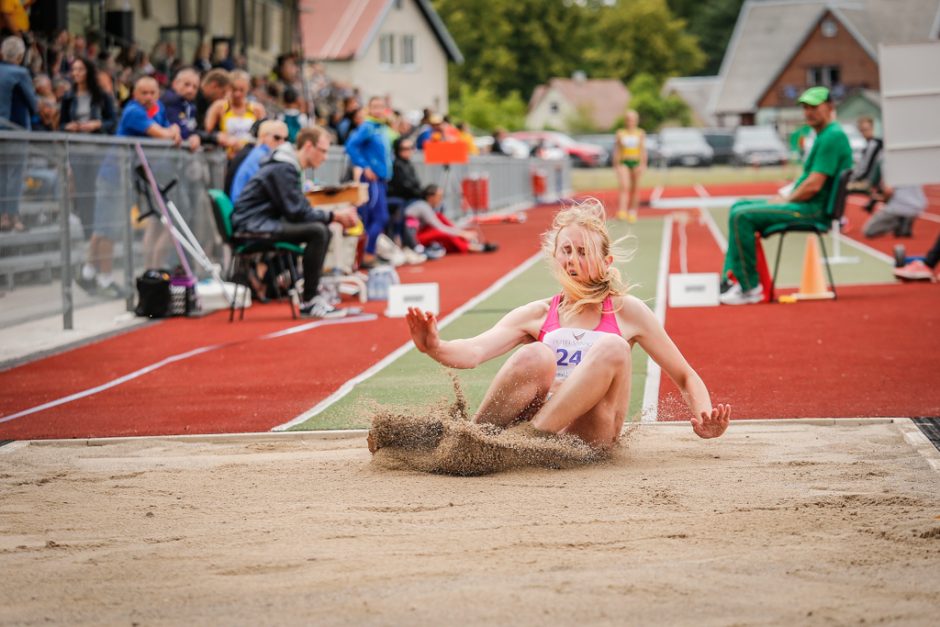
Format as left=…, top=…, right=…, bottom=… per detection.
left=0, top=36, right=37, bottom=232
left=233, top=126, right=359, bottom=318
left=345, top=95, right=392, bottom=267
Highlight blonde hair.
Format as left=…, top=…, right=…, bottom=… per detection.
left=540, top=198, right=633, bottom=316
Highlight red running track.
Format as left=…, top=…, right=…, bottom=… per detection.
left=0, top=205, right=561, bottom=440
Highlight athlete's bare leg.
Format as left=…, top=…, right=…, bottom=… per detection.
left=530, top=334, right=631, bottom=447
left=473, top=342, right=556, bottom=428
left=615, top=163, right=629, bottom=218
left=628, top=167, right=640, bottom=216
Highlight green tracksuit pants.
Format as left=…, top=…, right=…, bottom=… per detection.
left=722, top=199, right=824, bottom=290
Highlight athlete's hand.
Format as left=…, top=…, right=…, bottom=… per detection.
left=691, top=403, right=730, bottom=439
left=406, top=307, right=441, bottom=354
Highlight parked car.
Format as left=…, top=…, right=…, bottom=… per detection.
left=572, top=134, right=615, bottom=166
left=474, top=135, right=538, bottom=159
left=509, top=131, right=607, bottom=167
left=732, top=126, right=789, bottom=166
left=656, top=128, right=714, bottom=167
left=702, top=128, right=735, bottom=165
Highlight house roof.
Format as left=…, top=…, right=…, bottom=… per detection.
left=299, top=0, right=463, bottom=63
left=529, top=78, right=630, bottom=130
left=711, top=0, right=940, bottom=116
left=663, top=76, right=720, bottom=126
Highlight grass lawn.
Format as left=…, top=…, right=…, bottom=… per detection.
left=572, top=164, right=799, bottom=191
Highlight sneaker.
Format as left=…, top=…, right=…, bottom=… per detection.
left=300, top=296, right=349, bottom=319
left=719, top=282, right=763, bottom=305
left=424, top=243, right=446, bottom=260
left=96, top=281, right=127, bottom=299
left=75, top=274, right=98, bottom=295
left=402, top=247, right=427, bottom=265
left=893, top=260, right=935, bottom=282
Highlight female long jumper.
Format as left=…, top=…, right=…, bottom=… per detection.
left=406, top=200, right=730, bottom=447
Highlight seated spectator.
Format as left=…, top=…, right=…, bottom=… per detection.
left=893, top=233, right=940, bottom=282
left=0, top=36, right=37, bottom=232
left=846, top=115, right=883, bottom=194
left=205, top=69, right=264, bottom=157
left=229, top=120, right=288, bottom=204
left=406, top=185, right=497, bottom=254
left=719, top=87, right=852, bottom=305
left=386, top=136, right=425, bottom=251
left=231, top=127, right=359, bottom=318
left=862, top=184, right=927, bottom=239
left=278, top=87, right=308, bottom=142
left=77, top=76, right=181, bottom=298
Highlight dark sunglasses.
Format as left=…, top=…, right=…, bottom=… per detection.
left=271, top=134, right=287, bottom=142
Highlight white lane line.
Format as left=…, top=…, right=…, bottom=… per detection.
left=918, top=212, right=940, bottom=224
left=694, top=185, right=729, bottom=252
left=837, top=232, right=895, bottom=265
left=641, top=214, right=673, bottom=423
left=0, top=345, right=220, bottom=424
left=262, top=314, right=378, bottom=339
left=273, top=251, right=547, bottom=431
left=1, top=316, right=377, bottom=425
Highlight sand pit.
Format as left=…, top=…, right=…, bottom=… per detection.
left=2, top=420, right=939, bottom=625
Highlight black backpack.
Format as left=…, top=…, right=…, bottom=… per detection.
left=135, top=269, right=173, bottom=318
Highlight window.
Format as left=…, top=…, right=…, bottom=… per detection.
left=394, top=0, right=403, bottom=8
left=549, top=102, right=559, bottom=114
left=401, top=35, right=415, bottom=66
left=821, top=18, right=838, bottom=38
left=379, top=33, right=395, bottom=65
left=806, top=65, right=841, bottom=88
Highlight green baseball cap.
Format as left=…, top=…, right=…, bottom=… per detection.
left=798, top=86, right=831, bottom=106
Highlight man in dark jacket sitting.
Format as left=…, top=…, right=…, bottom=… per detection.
left=232, top=126, right=359, bottom=318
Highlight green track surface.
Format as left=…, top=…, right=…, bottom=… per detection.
left=290, top=218, right=665, bottom=431
left=706, top=206, right=893, bottom=288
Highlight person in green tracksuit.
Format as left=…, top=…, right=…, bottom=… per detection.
left=719, top=86, right=854, bottom=305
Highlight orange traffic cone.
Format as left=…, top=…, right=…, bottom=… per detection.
left=794, top=235, right=834, bottom=300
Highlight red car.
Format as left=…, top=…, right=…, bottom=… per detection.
left=508, top=131, right=607, bottom=167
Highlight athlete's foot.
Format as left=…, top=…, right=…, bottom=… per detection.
left=616, top=210, right=629, bottom=221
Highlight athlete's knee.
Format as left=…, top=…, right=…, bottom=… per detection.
left=587, top=334, right=631, bottom=368
left=510, top=342, right=556, bottom=377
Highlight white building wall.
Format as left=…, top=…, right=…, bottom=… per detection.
left=525, top=87, right=576, bottom=131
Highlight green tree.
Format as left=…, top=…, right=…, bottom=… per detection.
left=581, top=0, right=705, bottom=85
left=668, top=0, right=745, bottom=76
left=625, top=72, right=691, bottom=132
left=449, top=84, right=527, bottom=132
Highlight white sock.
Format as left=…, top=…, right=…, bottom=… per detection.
left=82, top=264, right=96, bottom=280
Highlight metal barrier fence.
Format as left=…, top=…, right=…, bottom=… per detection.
left=0, top=131, right=570, bottom=331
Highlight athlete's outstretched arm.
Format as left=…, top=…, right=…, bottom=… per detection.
left=625, top=297, right=731, bottom=439
left=406, top=303, right=539, bottom=369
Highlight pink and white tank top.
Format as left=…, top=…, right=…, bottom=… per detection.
left=538, top=294, right=622, bottom=382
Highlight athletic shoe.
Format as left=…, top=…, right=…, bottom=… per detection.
left=424, top=243, right=446, bottom=260
left=75, top=274, right=98, bottom=295
left=300, top=296, right=349, bottom=318
left=719, top=282, right=763, bottom=305
left=402, top=247, right=427, bottom=265
left=627, top=211, right=638, bottom=224
left=893, top=260, right=935, bottom=282
left=616, top=210, right=629, bottom=221
left=97, top=282, right=127, bottom=299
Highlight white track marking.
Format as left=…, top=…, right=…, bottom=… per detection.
left=694, top=185, right=729, bottom=252
left=273, top=251, right=547, bottom=431
left=1, top=316, right=376, bottom=425
left=641, top=214, right=673, bottom=423
left=651, top=185, right=663, bottom=203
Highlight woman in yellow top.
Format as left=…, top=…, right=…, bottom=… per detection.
left=204, top=70, right=266, bottom=158
left=614, top=109, right=647, bottom=222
